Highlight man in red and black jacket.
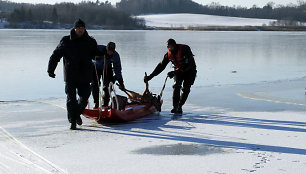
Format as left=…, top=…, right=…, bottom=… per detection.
left=144, top=39, right=197, bottom=114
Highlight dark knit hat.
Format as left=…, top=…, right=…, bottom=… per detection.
left=74, top=19, right=85, bottom=28
left=167, top=38, right=176, bottom=47
left=107, top=42, right=116, bottom=51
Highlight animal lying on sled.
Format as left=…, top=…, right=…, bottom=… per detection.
left=82, top=77, right=162, bottom=123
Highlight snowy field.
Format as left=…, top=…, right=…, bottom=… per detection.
left=137, top=13, right=276, bottom=28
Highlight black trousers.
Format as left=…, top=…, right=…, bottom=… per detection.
left=91, top=68, right=114, bottom=106
left=173, top=69, right=197, bottom=108
left=65, top=82, right=91, bottom=123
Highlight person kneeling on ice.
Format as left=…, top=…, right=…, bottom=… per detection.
left=91, top=42, right=125, bottom=109
left=144, top=39, right=197, bottom=114
left=47, top=19, right=98, bottom=130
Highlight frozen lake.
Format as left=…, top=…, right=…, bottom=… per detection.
left=1, top=29, right=306, bottom=101
left=1, top=29, right=306, bottom=173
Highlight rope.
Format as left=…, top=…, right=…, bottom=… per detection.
left=95, top=55, right=109, bottom=121
left=109, top=82, right=119, bottom=110
left=93, top=57, right=104, bottom=122
left=102, top=55, right=107, bottom=107
left=94, top=57, right=103, bottom=109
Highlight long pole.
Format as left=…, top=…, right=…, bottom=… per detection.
left=160, top=76, right=168, bottom=97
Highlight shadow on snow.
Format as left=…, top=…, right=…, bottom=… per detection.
left=81, top=111, right=306, bottom=155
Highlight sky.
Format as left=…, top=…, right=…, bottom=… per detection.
left=8, top=0, right=301, bottom=8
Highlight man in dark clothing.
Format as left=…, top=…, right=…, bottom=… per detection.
left=47, top=19, right=98, bottom=130
left=91, top=42, right=125, bottom=109
left=144, top=39, right=197, bottom=114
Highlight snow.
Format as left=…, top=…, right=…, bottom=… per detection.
left=1, top=77, right=306, bottom=173
left=137, top=13, right=276, bottom=28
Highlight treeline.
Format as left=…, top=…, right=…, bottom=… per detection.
left=201, top=2, right=306, bottom=23
left=3, top=1, right=145, bottom=29
left=0, top=0, right=28, bottom=20
left=117, top=0, right=203, bottom=14
left=0, top=0, right=29, bottom=12
left=116, top=0, right=306, bottom=23
left=1, top=0, right=306, bottom=28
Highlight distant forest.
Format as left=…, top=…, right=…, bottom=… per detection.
left=0, top=1, right=145, bottom=29
left=0, top=0, right=306, bottom=29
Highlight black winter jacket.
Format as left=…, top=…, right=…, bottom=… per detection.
left=48, top=29, right=98, bottom=83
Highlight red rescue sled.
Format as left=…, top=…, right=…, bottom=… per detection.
left=82, top=78, right=163, bottom=123
left=82, top=102, right=157, bottom=123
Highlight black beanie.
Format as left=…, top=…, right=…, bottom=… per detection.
left=74, top=19, right=85, bottom=28
left=107, top=42, right=116, bottom=51
left=167, top=38, right=176, bottom=47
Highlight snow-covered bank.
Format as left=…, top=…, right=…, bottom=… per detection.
left=1, top=77, right=306, bottom=173
left=0, top=21, right=8, bottom=29
left=137, top=13, right=276, bottom=28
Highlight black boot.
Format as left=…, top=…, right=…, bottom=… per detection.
left=177, top=87, right=190, bottom=114
left=172, top=84, right=181, bottom=113
left=70, top=122, right=77, bottom=130
left=171, top=108, right=178, bottom=113
left=171, top=106, right=183, bottom=114
left=171, top=98, right=180, bottom=113
left=171, top=97, right=180, bottom=113
left=76, top=116, right=83, bottom=126
left=177, top=106, right=183, bottom=114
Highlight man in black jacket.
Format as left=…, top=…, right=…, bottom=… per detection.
left=47, top=19, right=98, bottom=130
left=144, top=39, right=197, bottom=114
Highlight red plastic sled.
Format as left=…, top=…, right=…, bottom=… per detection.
left=82, top=78, right=162, bottom=123
left=82, top=102, right=157, bottom=123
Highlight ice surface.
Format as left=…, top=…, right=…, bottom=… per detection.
left=1, top=30, right=306, bottom=173
left=1, top=78, right=306, bottom=173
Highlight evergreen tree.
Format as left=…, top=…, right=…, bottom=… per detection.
left=51, top=7, right=58, bottom=24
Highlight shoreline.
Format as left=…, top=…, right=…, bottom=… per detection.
left=1, top=26, right=306, bottom=31
left=151, top=26, right=306, bottom=31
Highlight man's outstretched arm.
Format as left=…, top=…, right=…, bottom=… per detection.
left=47, top=37, right=65, bottom=78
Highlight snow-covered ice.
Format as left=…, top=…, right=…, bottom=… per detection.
left=137, top=13, right=276, bottom=28
left=1, top=77, right=306, bottom=173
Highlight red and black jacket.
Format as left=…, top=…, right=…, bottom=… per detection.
left=150, top=44, right=196, bottom=77
left=167, top=44, right=185, bottom=69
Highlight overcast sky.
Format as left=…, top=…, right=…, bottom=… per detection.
left=9, top=0, right=301, bottom=8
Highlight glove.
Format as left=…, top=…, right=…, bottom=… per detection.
left=167, top=71, right=175, bottom=79
left=48, top=72, right=56, bottom=78
left=168, top=71, right=179, bottom=79
left=117, top=78, right=125, bottom=91
left=144, top=74, right=153, bottom=83
left=118, top=83, right=125, bottom=91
